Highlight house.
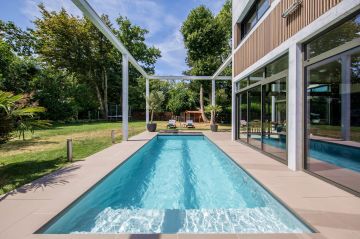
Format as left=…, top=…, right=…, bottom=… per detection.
left=231, top=0, right=360, bottom=196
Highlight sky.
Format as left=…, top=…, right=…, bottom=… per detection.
left=0, top=0, right=226, bottom=75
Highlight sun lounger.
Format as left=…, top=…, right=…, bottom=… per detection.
left=186, top=120, right=195, bottom=128
left=167, top=119, right=176, bottom=128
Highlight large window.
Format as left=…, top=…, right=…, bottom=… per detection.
left=305, top=13, right=360, bottom=195
left=235, top=54, right=288, bottom=162
left=306, top=13, right=360, bottom=59
left=240, top=0, right=270, bottom=40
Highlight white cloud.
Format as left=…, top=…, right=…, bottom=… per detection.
left=152, top=29, right=187, bottom=75
left=19, top=0, right=225, bottom=75
left=21, top=0, right=82, bottom=21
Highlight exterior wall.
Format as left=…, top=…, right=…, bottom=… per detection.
left=234, top=0, right=342, bottom=77
left=231, top=0, right=360, bottom=172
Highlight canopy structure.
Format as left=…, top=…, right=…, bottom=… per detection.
left=71, top=0, right=232, bottom=140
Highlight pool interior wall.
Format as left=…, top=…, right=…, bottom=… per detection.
left=39, top=134, right=313, bottom=234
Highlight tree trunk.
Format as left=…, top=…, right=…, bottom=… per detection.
left=199, top=84, right=209, bottom=123
left=94, top=82, right=105, bottom=118
left=102, top=66, right=108, bottom=119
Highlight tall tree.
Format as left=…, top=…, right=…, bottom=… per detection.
left=181, top=3, right=231, bottom=122
left=0, top=20, right=35, bottom=56
left=33, top=5, right=160, bottom=118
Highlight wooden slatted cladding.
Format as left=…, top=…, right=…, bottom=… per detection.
left=234, top=0, right=342, bottom=76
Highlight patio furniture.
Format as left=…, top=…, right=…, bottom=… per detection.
left=167, top=119, right=176, bottom=129
left=185, top=120, right=195, bottom=128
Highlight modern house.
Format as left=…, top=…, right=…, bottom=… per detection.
left=231, top=0, right=360, bottom=196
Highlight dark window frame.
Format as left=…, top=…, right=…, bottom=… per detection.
left=240, top=0, right=271, bottom=41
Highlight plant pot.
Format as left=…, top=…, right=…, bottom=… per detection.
left=210, top=124, right=218, bottom=132
left=147, top=123, right=157, bottom=132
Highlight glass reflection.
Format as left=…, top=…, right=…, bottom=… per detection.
left=306, top=53, right=360, bottom=194
left=262, top=78, right=287, bottom=160
left=248, top=85, right=262, bottom=148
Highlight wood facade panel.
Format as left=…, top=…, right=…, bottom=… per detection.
left=234, top=0, right=342, bottom=77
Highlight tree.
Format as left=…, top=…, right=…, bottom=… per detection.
left=0, top=40, right=39, bottom=94
left=33, top=5, right=161, bottom=118
left=147, top=91, right=165, bottom=123
left=0, top=20, right=35, bottom=56
left=0, top=91, right=50, bottom=143
left=205, top=104, right=223, bottom=125
left=167, top=82, right=196, bottom=115
left=181, top=3, right=231, bottom=122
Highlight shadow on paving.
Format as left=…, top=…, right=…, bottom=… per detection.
left=0, top=159, right=81, bottom=201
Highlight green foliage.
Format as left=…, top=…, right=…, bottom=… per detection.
left=147, top=91, right=165, bottom=123
left=33, top=5, right=161, bottom=117
left=167, top=82, right=196, bottom=115
left=205, top=104, right=223, bottom=125
left=0, top=91, right=50, bottom=143
left=0, top=20, right=35, bottom=56
left=0, top=40, right=39, bottom=94
left=181, top=2, right=232, bottom=122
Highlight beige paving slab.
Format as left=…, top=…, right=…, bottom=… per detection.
left=204, top=132, right=360, bottom=239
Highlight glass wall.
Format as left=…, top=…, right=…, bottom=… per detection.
left=305, top=13, right=360, bottom=195
left=235, top=54, right=288, bottom=162
left=239, top=93, right=248, bottom=143
left=262, top=78, right=287, bottom=160
left=248, top=86, right=262, bottom=148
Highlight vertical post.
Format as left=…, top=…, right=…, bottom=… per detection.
left=67, top=139, right=73, bottom=162
left=288, top=44, right=303, bottom=171
left=111, top=130, right=116, bottom=144
left=122, top=54, right=129, bottom=141
left=212, top=79, right=216, bottom=106
left=231, top=81, right=236, bottom=141
left=341, top=55, right=351, bottom=141
left=146, top=78, right=150, bottom=125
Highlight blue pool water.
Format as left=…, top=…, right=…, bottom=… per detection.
left=262, top=137, right=360, bottom=172
left=41, top=135, right=312, bottom=234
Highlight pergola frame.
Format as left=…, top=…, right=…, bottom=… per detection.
left=71, top=0, right=232, bottom=140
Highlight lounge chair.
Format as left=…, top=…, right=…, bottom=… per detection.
left=185, top=120, right=195, bottom=128
left=167, top=119, right=176, bottom=129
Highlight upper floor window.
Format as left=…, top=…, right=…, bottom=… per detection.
left=240, top=0, right=270, bottom=40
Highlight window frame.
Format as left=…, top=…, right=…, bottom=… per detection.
left=240, top=0, right=271, bottom=41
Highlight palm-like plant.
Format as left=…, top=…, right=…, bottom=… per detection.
left=147, top=91, right=165, bottom=124
left=205, top=104, right=223, bottom=125
left=0, top=91, right=51, bottom=142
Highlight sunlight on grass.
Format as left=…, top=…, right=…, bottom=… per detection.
left=0, top=120, right=231, bottom=195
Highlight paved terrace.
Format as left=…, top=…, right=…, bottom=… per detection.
left=0, top=131, right=359, bottom=239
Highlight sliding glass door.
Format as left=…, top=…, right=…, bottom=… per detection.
left=236, top=70, right=287, bottom=162
left=248, top=86, right=262, bottom=148
left=262, top=77, right=287, bottom=160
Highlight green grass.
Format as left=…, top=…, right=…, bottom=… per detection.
left=0, top=121, right=145, bottom=195
left=0, top=120, right=231, bottom=195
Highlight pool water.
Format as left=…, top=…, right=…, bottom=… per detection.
left=40, top=135, right=312, bottom=234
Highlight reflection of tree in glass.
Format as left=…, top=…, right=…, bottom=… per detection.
left=308, top=14, right=360, bottom=58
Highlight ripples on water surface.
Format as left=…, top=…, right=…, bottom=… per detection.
left=42, top=135, right=312, bottom=234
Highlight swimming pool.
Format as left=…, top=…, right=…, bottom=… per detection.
left=39, top=135, right=312, bottom=234
left=262, top=137, right=360, bottom=172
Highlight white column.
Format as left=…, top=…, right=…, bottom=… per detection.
left=287, top=43, right=303, bottom=171
left=231, top=81, right=236, bottom=141
left=122, top=54, right=129, bottom=141
left=212, top=79, right=216, bottom=106
left=341, top=55, right=351, bottom=141
left=146, top=78, right=150, bottom=125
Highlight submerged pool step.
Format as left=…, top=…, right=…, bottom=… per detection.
left=71, top=207, right=308, bottom=234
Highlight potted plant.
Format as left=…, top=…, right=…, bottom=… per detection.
left=146, top=91, right=165, bottom=132
left=205, top=104, right=222, bottom=132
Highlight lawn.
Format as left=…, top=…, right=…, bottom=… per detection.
left=0, top=120, right=231, bottom=195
